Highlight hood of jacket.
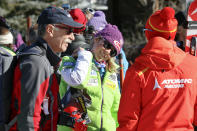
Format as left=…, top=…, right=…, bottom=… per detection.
left=135, top=37, right=187, bottom=70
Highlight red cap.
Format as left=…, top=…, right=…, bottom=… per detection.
left=145, top=7, right=178, bottom=41
left=69, top=8, right=88, bottom=33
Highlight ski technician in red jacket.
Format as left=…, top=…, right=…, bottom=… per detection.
left=117, top=7, right=197, bottom=131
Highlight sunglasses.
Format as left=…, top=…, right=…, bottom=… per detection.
left=85, top=8, right=95, bottom=15
left=143, top=28, right=153, bottom=32
left=52, top=24, right=73, bottom=34
left=103, top=40, right=117, bottom=57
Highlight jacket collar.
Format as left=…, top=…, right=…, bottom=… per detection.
left=135, top=37, right=186, bottom=70
left=37, top=37, right=61, bottom=68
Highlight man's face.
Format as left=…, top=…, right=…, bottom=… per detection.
left=177, top=25, right=186, bottom=42
left=48, top=24, right=75, bottom=53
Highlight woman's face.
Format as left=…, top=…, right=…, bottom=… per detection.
left=92, top=37, right=117, bottom=62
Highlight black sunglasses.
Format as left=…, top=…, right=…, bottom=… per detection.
left=103, top=40, right=117, bottom=57
left=86, top=8, right=95, bottom=15
left=53, top=24, right=73, bottom=34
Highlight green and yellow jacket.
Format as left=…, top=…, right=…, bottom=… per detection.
left=58, top=50, right=120, bottom=131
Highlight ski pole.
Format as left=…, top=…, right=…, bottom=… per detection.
left=27, top=16, right=32, bottom=46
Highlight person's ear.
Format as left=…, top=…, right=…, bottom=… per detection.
left=46, top=24, right=54, bottom=37
left=94, top=37, right=100, bottom=43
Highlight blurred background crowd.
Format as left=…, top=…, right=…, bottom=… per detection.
left=0, top=0, right=186, bottom=60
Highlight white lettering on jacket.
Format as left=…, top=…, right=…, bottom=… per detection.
left=161, top=79, right=192, bottom=84
left=162, top=79, right=192, bottom=89
left=153, top=78, right=192, bottom=90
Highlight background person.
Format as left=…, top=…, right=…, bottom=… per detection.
left=0, top=25, right=15, bottom=55
left=0, top=16, right=15, bottom=55
left=83, top=8, right=95, bottom=21
left=85, top=11, right=108, bottom=46
left=0, top=16, right=25, bottom=52
left=62, top=8, right=90, bottom=56
left=175, top=11, right=187, bottom=51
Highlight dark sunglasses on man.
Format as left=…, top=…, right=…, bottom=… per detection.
left=52, top=24, right=74, bottom=35
left=103, top=40, right=117, bottom=57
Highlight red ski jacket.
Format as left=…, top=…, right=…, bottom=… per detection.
left=9, top=38, right=61, bottom=131
left=117, top=37, right=197, bottom=131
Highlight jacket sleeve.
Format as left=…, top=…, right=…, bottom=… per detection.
left=117, top=67, right=142, bottom=131
left=61, top=50, right=93, bottom=87
left=120, top=49, right=129, bottom=78
left=17, top=56, right=49, bottom=131
left=194, top=95, right=197, bottom=126
left=111, top=77, right=121, bottom=127
left=194, top=71, right=197, bottom=127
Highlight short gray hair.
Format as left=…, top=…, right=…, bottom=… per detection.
left=37, top=24, right=47, bottom=37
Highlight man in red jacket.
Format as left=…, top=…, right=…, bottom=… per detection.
left=9, top=6, right=83, bottom=131
left=117, top=7, right=197, bottom=131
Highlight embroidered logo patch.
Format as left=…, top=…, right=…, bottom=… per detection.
left=87, top=78, right=98, bottom=86
left=162, top=79, right=192, bottom=89
left=106, top=80, right=116, bottom=90
left=113, top=40, right=121, bottom=52
left=153, top=78, right=193, bottom=90
left=108, top=74, right=116, bottom=81
left=63, top=62, right=75, bottom=67
left=153, top=78, right=161, bottom=90
left=90, top=70, right=97, bottom=76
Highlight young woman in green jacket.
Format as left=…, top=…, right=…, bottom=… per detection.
left=58, top=24, right=124, bottom=131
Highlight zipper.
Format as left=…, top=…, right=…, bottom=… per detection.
left=100, top=85, right=104, bottom=131
left=100, top=71, right=105, bottom=131
left=48, top=89, right=54, bottom=131
left=48, top=76, right=54, bottom=131
left=94, top=61, right=104, bottom=131
left=48, top=66, right=54, bottom=131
